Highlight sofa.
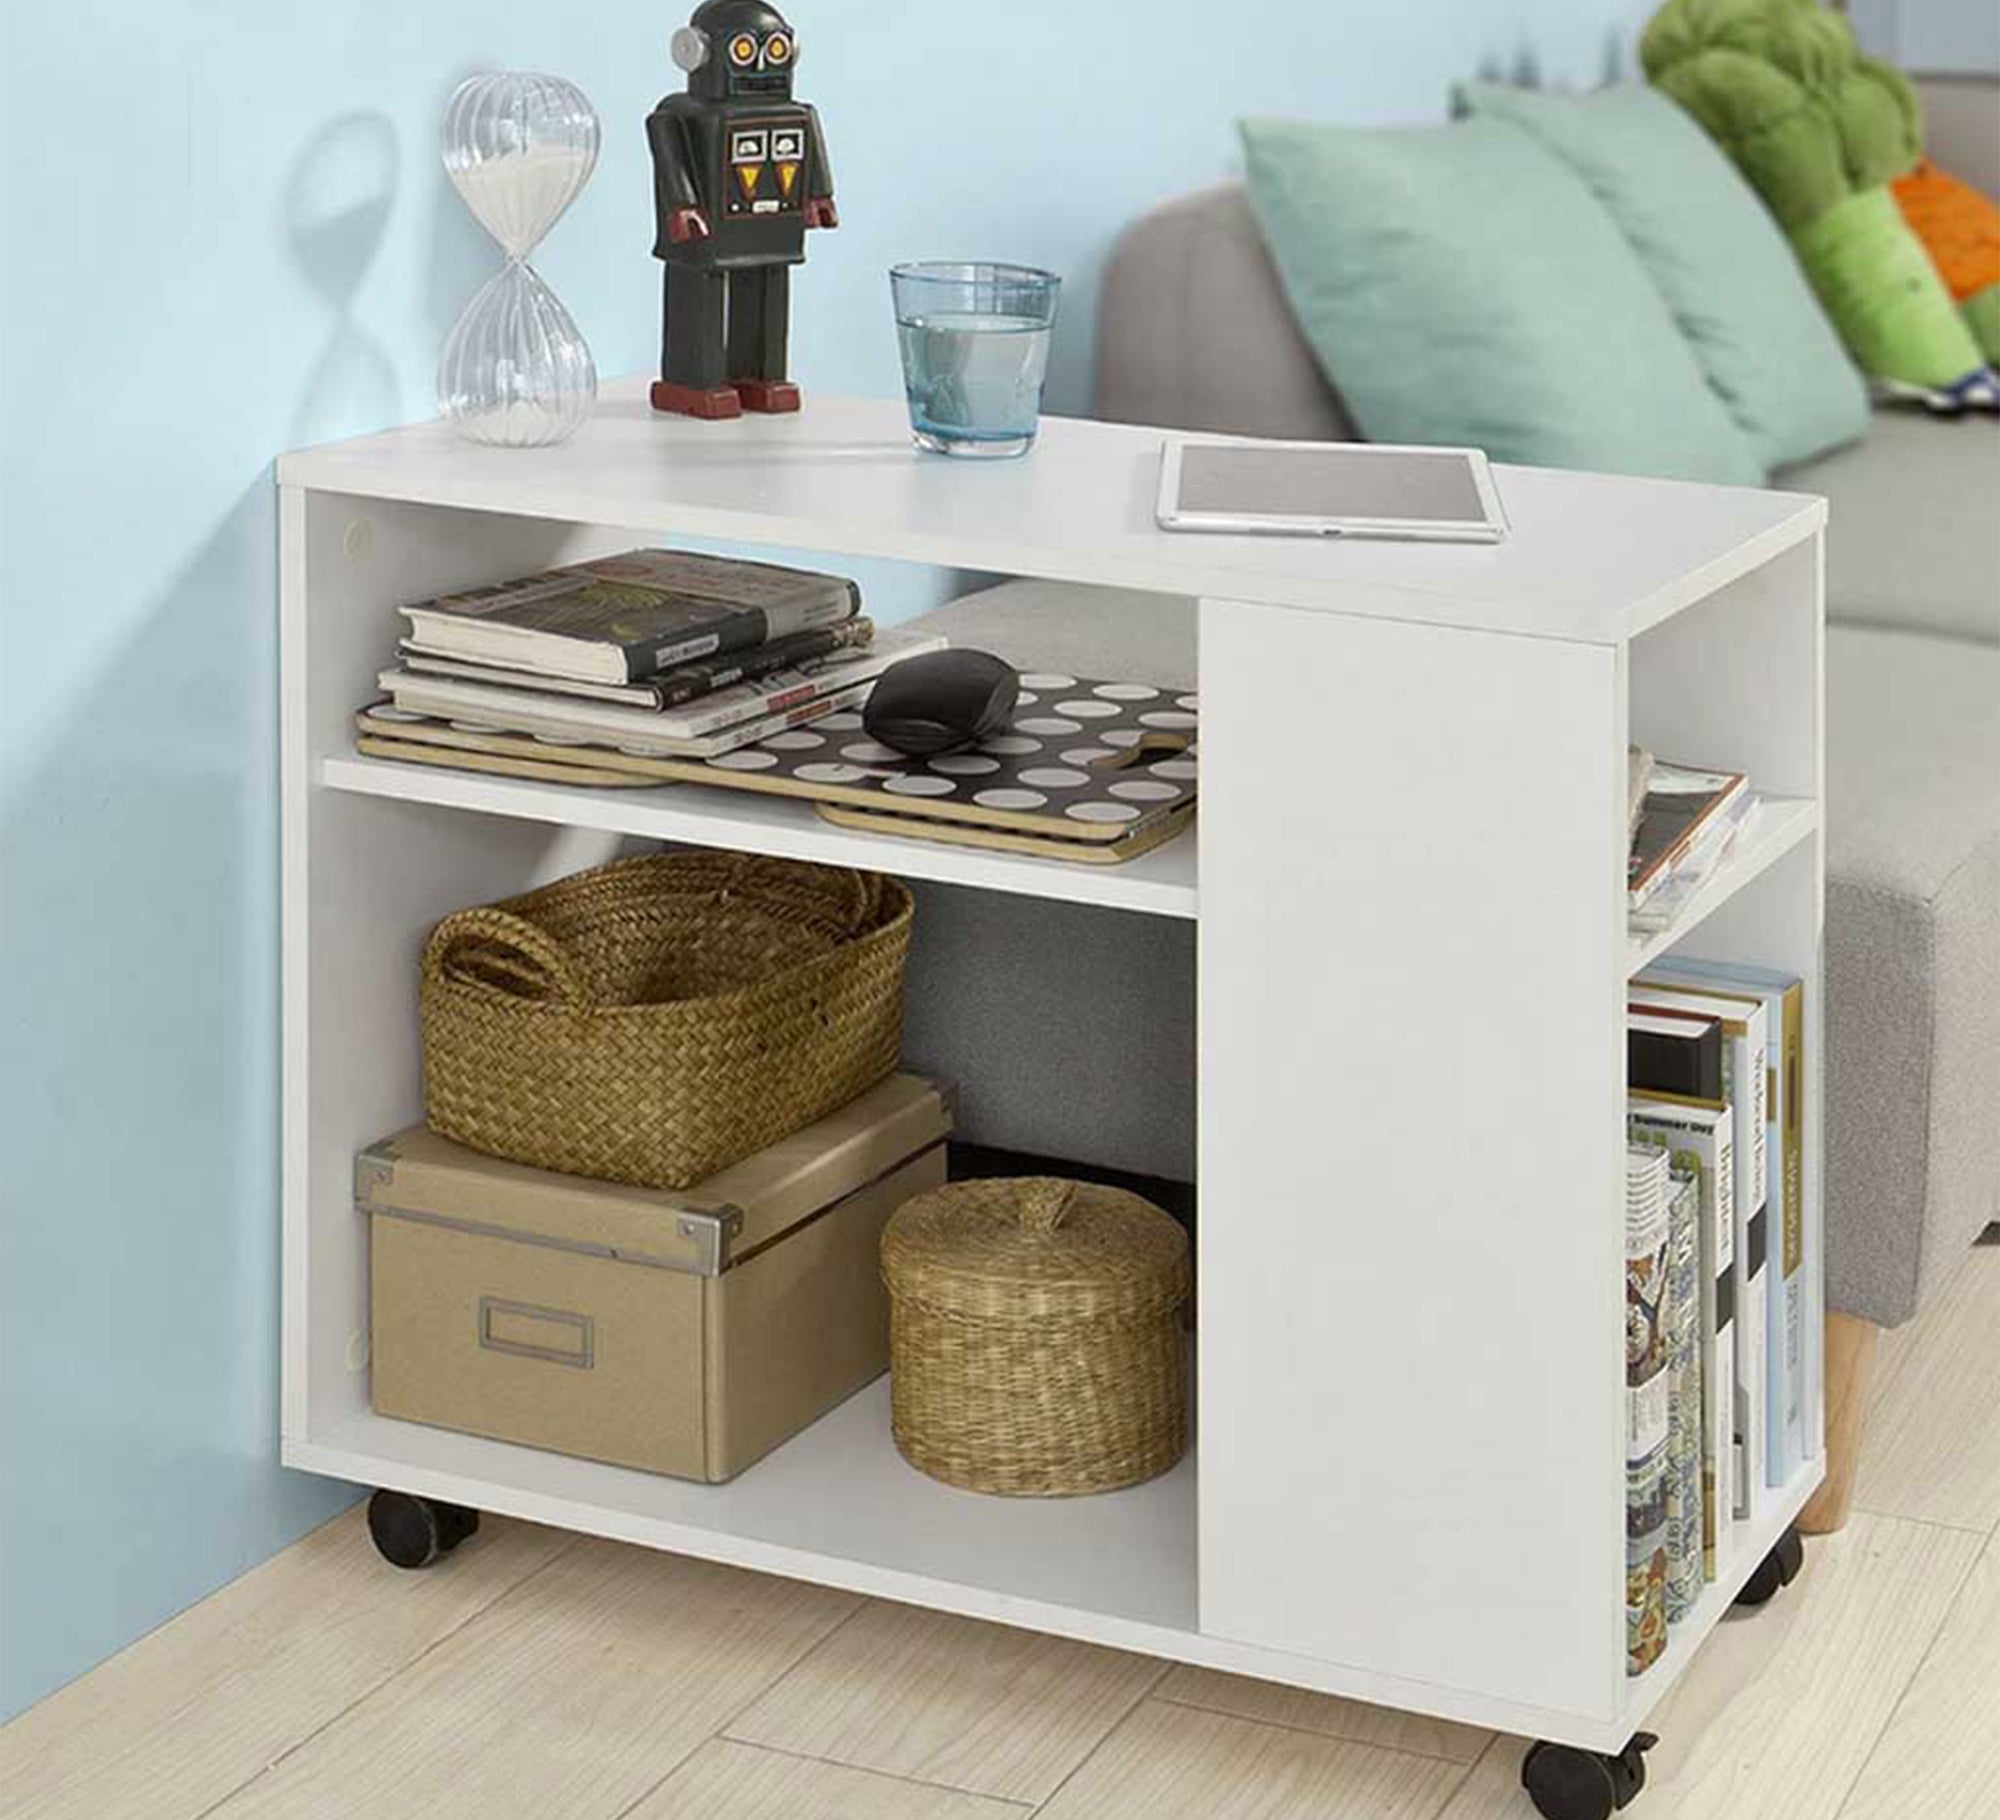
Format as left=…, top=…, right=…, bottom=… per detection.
left=916, top=76, right=1997, bottom=1532
left=1103, top=72, right=1999, bottom=1521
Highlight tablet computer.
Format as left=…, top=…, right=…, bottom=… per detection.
left=1156, top=437, right=1508, bottom=542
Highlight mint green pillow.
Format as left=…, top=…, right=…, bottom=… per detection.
left=1459, top=82, right=1868, bottom=472
left=1240, top=115, right=1765, bottom=485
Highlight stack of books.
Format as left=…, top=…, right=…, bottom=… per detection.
left=1622, top=957, right=1812, bottom=1675
left=1628, top=751, right=1755, bottom=938
left=1624, top=1142, right=1673, bottom=1675
left=374, top=549, right=945, bottom=761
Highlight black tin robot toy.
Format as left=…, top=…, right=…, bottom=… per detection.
left=647, top=0, right=837, bottom=419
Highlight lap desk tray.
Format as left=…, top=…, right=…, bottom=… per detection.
left=357, top=1073, right=951, bottom=1483
left=354, top=668, right=1198, bottom=865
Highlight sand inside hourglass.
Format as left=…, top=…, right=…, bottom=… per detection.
left=448, top=145, right=598, bottom=259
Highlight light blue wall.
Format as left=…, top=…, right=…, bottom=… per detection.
left=0, top=0, right=1655, bottom=1720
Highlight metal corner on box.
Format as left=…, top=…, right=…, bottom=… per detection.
left=919, top=1075, right=962, bottom=1132
left=673, top=1203, right=745, bottom=1276
left=352, top=1140, right=398, bottom=1209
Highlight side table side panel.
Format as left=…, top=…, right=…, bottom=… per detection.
left=1196, top=597, right=1628, bottom=1725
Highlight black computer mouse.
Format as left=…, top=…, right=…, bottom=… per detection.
left=863, top=649, right=1021, bottom=756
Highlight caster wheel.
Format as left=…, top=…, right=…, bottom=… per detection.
left=1521, top=1733, right=1656, bottom=1820
left=1733, top=1524, right=1806, bottom=1609
left=366, top=1489, right=480, bottom=1570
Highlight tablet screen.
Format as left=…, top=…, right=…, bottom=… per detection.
left=1175, top=444, right=1487, bottom=523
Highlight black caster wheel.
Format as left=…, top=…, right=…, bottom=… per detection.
left=1733, top=1523, right=1806, bottom=1609
left=366, top=1489, right=480, bottom=1570
left=1521, top=1733, right=1656, bottom=1820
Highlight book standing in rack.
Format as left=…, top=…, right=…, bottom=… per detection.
left=1629, top=1097, right=1734, bottom=1585
left=1627, top=1010, right=1724, bottom=1106
left=1662, top=1165, right=1703, bottom=1621
left=1626, top=1145, right=1672, bottom=1676
left=1649, top=959, right=1811, bottom=1483
left=1634, top=976, right=1772, bottom=1518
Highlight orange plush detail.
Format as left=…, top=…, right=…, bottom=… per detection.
left=1891, top=159, right=2000, bottom=304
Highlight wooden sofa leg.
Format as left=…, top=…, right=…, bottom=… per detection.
left=1797, top=1311, right=1881, bottom=1536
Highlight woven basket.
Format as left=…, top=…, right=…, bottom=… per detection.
left=421, top=851, right=911, bottom=1189
left=881, top=1176, right=1190, bottom=1496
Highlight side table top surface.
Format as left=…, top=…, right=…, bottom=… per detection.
left=279, top=381, right=1825, bottom=644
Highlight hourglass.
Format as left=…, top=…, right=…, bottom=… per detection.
left=438, top=72, right=601, bottom=447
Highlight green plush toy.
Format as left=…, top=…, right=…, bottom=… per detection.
left=1642, top=0, right=2000, bottom=410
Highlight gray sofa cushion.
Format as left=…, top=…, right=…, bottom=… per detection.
left=1095, top=185, right=1355, bottom=444
left=1095, top=182, right=2000, bottom=647
left=1781, top=416, right=2000, bottom=646
left=1921, top=76, right=2000, bottom=200
left=1824, top=625, right=2000, bottom=1326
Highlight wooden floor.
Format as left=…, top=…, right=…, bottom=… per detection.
left=5, top=1241, right=1995, bottom=1820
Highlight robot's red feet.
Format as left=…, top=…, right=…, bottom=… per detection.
left=734, top=378, right=801, bottom=413
left=651, top=380, right=743, bottom=420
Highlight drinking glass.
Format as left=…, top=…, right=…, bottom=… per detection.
left=890, top=262, right=1061, bottom=458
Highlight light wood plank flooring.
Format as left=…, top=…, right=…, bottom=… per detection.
left=4, top=1244, right=1994, bottom=1820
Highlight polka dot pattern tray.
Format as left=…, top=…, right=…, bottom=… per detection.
left=815, top=797, right=1195, bottom=866
left=354, top=669, right=1198, bottom=854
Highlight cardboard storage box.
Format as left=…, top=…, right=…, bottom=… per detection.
left=358, top=1074, right=951, bottom=1482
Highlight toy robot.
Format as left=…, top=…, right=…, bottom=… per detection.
left=647, top=0, right=837, bottom=419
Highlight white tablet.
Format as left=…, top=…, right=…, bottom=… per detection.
left=1156, top=437, right=1508, bottom=542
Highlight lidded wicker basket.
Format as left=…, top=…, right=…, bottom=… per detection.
left=880, top=1176, right=1190, bottom=1496
left=421, top=851, right=911, bottom=1190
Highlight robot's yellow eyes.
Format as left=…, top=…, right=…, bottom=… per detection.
left=723, top=29, right=792, bottom=73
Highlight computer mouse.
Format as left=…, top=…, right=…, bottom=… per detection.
left=863, top=649, right=1021, bottom=756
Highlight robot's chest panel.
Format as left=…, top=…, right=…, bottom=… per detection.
left=719, top=111, right=809, bottom=218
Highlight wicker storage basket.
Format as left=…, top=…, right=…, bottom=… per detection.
left=880, top=1176, right=1190, bottom=1496
left=421, top=852, right=911, bottom=1190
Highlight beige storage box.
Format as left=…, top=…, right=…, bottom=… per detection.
left=360, top=1074, right=951, bottom=1482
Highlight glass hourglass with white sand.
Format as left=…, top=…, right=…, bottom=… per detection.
left=438, top=72, right=600, bottom=447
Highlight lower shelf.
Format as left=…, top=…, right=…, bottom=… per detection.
left=285, top=1379, right=1824, bottom=1753
left=296, top=1378, right=1198, bottom=1639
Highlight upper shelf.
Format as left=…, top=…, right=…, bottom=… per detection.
left=323, top=753, right=1200, bottom=919
left=1627, top=795, right=1818, bottom=975
left=278, top=381, right=1825, bottom=646
left=321, top=762, right=1813, bottom=940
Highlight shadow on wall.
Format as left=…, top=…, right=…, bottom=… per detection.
left=285, top=76, right=533, bottom=446
left=285, top=111, right=403, bottom=444
left=0, top=485, right=355, bottom=1720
